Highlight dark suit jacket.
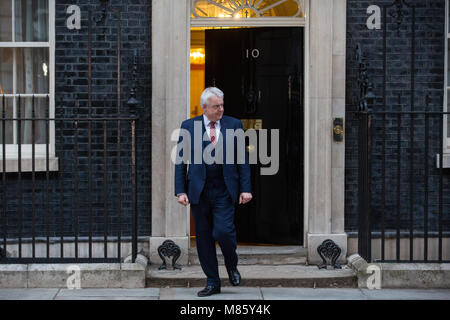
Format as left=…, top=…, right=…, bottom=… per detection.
left=174, top=115, right=251, bottom=205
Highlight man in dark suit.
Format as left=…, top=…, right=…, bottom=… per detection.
left=174, top=87, right=252, bottom=297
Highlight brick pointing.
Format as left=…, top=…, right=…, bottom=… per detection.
left=345, top=0, right=449, bottom=232
left=1, top=0, right=152, bottom=239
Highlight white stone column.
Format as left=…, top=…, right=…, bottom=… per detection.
left=307, top=0, right=347, bottom=264
left=331, top=0, right=347, bottom=236
left=150, top=0, right=190, bottom=265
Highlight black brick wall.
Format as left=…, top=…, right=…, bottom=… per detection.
left=5, top=0, right=448, bottom=241
left=1, top=0, right=151, bottom=240
left=345, top=0, right=449, bottom=232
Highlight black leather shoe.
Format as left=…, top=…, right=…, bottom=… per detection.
left=227, top=269, right=241, bottom=286
left=197, top=285, right=221, bottom=297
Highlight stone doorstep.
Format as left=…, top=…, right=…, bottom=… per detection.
left=0, top=263, right=146, bottom=289
left=146, top=264, right=358, bottom=288
left=188, top=246, right=308, bottom=266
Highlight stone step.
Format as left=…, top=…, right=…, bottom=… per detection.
left=146, top=264, right=357, bottom=288
left=188, top=245, right=308, bottom=265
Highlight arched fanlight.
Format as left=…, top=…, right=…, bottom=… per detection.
left=191, top=0, right=304, bottom=19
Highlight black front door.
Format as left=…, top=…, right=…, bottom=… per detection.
left=205, top=27, right=303, bottom=245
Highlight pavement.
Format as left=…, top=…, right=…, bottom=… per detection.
left=0, top=287, right=448, bottom=300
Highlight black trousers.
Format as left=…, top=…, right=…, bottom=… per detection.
left=191, top=179, right=238, bottom=288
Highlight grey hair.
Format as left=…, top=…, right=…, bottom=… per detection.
left=200, top=87, right=224, bottom=109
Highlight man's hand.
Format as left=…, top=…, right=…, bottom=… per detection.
left=239, top=192, right=252, bottom=204
left=177, top=194, right=190, bottom=206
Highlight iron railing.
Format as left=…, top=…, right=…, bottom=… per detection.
left=350, top=0, right=449, bottom=262
left=0, top=94, right=138, bottom=263
left=353, top=108, right=450, bottom=263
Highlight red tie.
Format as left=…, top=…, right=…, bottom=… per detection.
left=209, top=121, right=216, bottom=146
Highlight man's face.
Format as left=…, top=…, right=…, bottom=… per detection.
left=203, top=95, right=224, bottom=122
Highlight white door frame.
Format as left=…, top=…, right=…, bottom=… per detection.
left=188, top=2, right=310, bottom=246
left=150, top=0, right=347, bottom=266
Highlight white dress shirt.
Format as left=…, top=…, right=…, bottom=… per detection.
left=203, top=114, right=221, bottom=141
